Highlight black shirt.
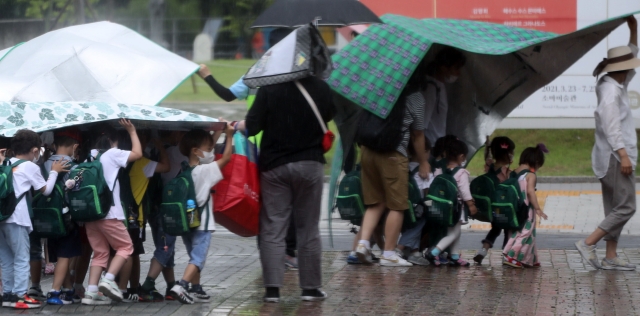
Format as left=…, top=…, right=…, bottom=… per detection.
left=245, top=76, right=336, bottom=171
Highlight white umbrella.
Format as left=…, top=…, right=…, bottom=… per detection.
left=0, top=22, right=198, bottom=105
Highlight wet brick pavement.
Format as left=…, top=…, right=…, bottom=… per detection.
left=12, top=232, right=640, bottom=315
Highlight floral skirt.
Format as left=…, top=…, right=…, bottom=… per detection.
left=502, top=207, right=538, bottom=267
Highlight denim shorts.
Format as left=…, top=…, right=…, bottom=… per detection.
left=149, top=214, right=176, bottom=268
left=181, top=230, right=212, bottom=271
left=48, top=229, right=82, bottom=262
left=29, top=234, right=42, bottom=262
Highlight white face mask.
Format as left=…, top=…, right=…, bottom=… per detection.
left=32, top=149, right=40, bottom=164
left=198, top=149, right=215, bottom=165
left=445, top=75, right=458, bottom=83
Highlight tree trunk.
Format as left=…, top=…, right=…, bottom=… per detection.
left=148, top=0, right=166, bottom=47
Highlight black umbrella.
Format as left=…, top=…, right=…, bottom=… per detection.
left=251, top=0, right=382, bottom=28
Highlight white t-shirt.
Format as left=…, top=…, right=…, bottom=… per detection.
left=91, top=148, right=130, bottom=220
left=409, top=161, right=434, bottom=197
left=162, top=146, right=188, bottom=185
left=191, top=162, right=223, bottom=231
left=7, top=158, right=46, bottom=232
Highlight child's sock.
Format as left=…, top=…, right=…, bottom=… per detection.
left=358, top=240, right=370, bottom=249
left=87, top=285, right=99, bottom=293
left=104, top=273, right=115, bottom=281
left=382, top=250, right=396, bottom=258
left=141, top=277, right=155, bottom=291
left=178, top=279, right=189, bottom=289
left=191, top=284, right=203, bottom=292
left=430, top=248, right=442, bottom=257
left=450, top=254, right=460, bottom=261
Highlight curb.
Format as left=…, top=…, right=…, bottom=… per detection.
left=325, top=175, right=640, bottom=184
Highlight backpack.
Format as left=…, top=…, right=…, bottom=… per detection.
left=31, top=161, right=77, bottom=238
left=491, top=170, right=529, bottom=230
left=469, top=165, right=501, bottom=223
left=0, top=160, right=29, bottom=222
left=160, top=162, right=208, bottom=236
left=356, top=94, right=407, bottom=153
left=67, top=152, right=115, bottom=222
left=402, top=166, right=424, bottom=231
left=425, top=167, right=461, bottom=227
left=118, top=163, right=139, bottom=229
left=336, top=167, right=365, bottom=226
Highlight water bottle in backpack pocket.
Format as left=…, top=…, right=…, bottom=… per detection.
left=67, top=152, right=115, bottom=222
left=425, top=167, right=461, bottom=227
left=491, top=170, right=529, bottom=230
left=0, top=160, right=29, bottom=222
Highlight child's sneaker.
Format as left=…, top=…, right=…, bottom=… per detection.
left=98, top=278, right=123, bottom=302
left=27, top=286, right=46, bottom=301
left=474, top=248, right=488, bottom=265
left=284, top=255, right=299, bottom=270
left=188, top=287, right=211, bottom=303
left=139, top=287, right=164, bottom=302
left=47, top=290, right=72, bottom=305
left=81, top=292, right=111, bottom=305
left=1, top=293, right=11, bottom=307
left=65, top=288, right=81, bottom=304
left=300, top=289, right=328, bottom=301
left=169, top=284, right=194, bottom=304
left=379, top=254, right=413, bottom=267
left=122, top=288, right=140, bottom=303
left=423, top=251, right=440, bottom=267
left=165, top=288, right=175, bottom=301
left=13, top=294, right=41, bottom=309
left=347, top=251, right=361, bottom=264
left=449, top=257, right=471, bottom=267
left=438, top=253, right=449, bottom=265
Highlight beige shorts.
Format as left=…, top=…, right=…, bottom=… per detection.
left=360, top=146, right=409, bottom=211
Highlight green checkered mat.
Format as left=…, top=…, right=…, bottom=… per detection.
left=328, top=13, right=634, bottom=119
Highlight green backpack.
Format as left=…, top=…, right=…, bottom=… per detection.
left=0, top=160, right=29, bottom=222
left=160, top=162, right=206, bottom=236
left=336, top=167, right=365, bottom=226
left=67, top=152, right=115, bottom=222
left=491, top=170, right=529, bottom=230
left=403, top=167, right=424, bottom=230
left=469, top=166, right=501, bottom=223
left=32, top=162, right=76, bottom=238
left=425, top=167, right=461, bottom=227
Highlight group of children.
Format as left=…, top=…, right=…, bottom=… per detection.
left=0, top=118, right=235, bottom=309
left=348, top=135, right=549, bottom=268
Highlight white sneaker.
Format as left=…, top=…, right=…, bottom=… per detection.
left=81, top=292, right=111, bottom=305
left=98, top=278, right=123, bottom=302
left=379, top=254, right=413, bottom=267
left=575, top=240, right=602, bottom=269
left=601, top=257, right=636, bottom=271
left=170, top=284, right=194, bottom=305
left=355, top=243, right=372, bottom=264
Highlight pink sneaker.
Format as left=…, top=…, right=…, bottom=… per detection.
left=449, top=257, right=471, bottom=267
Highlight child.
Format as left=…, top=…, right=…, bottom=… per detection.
left=396, top=137, right=434, bottom=266
left=474, top=136, right=516, bottom=265
left=44, top=128, right=84, bottom=305
left=502, top=144, right=549, bottom=268
left=424, top=139, right=477, bottom=266
left=81, top=119, right=142, bottom=305
left=140, top=130, right=187, bottom=302
left=169, top=124, right=234, bottom=304
left=0, top=129, right=68, bottom=309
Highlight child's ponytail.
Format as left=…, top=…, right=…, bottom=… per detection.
left=490, top=136, right=516, bottom=164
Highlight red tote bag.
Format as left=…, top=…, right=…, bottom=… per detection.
left=213, top=131, right=260, bottom=237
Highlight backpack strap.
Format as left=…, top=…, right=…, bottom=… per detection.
left=294, top=80, right=328, bottom=135
left=8, top=160, right=31, bottom=216
left=426, top=79, right=441, bottom=114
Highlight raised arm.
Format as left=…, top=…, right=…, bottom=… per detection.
left=216, top=123, right=235, bottom=169
left=628, top=16, right=637, bottom=47
left=120, top=119, right=142, bottom=163
left=198, top=64, right=238, bottom=102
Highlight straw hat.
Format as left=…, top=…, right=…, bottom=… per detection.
left=593, top=45, right=640, bottom=76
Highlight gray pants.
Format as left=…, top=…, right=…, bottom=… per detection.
left=598, top=155, right=636, bottom=242
left=259, top=161, right=323, bottom=289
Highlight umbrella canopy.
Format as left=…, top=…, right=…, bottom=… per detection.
left=0, top=101, right=224, bottom=137
left=243, top=24, right=333, bottom=88
left=251, top=0, right=382, bottom=28
left=0, top=22, right=198, bottom=105
left=329, top=13, right=639, bottom=155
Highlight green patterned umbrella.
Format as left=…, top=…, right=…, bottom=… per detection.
left=0, top=101, right=223, bottom=137
left=329, top=12, right=639, bottom=155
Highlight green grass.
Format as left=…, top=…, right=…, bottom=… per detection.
left=164, top=60, right=256, bottom=103
left=466, top=129, right=640, bottom=177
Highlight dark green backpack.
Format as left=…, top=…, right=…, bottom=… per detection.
left=469, top=166, right=501, bottom=223
left=403, top=167, right=425, bottom=230
left=425, top=167, right=461, bottom=227
left=160, top=162, right=203, bottom=236
left=491, top=170, right=529, bottom=230
left=67, top=152, right=115, bottom=222
left=0, top=160, right=29, bottom=222
left=32, top=162, right=76, bottom=238
left=336, top=167, right=365, bottom=226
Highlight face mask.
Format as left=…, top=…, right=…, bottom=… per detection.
left=32, top=151, right=40, bottom=164
left=461, top=160, right=467, bottom=167
left=445, top=75, right=458, bottom=83
left=198, top=149, right=215, bottom=165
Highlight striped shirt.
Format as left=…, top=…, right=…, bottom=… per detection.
left=396, top=91, right=426, bottom=157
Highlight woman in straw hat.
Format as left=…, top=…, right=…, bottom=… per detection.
left=576, top=16, right=640, bottom=270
